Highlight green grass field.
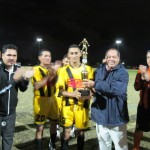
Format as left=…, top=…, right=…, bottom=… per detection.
left=12, top=69, right=150, bottom=150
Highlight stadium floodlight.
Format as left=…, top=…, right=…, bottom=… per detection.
left=37, top=38, right=42, bottom=42
left=115, top=40, right=122, bottom=44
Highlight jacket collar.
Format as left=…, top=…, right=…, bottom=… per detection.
left=0, top=60, right=15, bottom=73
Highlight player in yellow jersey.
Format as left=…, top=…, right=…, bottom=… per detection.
left=56, top=44, right=94, bottom=150
left=61, top=54, right=76, bottom=137
left=32, top=49, right=57, bottom=150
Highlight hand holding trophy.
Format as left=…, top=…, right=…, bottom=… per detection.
left=78, top=38, right=91, bottom=96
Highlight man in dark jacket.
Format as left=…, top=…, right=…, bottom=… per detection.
left=0, top=44, right=34, bottom=150
left=83, top=48, right=129, bottom=150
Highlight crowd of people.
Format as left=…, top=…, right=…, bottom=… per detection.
left=0, top=44, right=150, bottom=150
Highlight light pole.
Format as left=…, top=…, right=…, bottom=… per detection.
left=115, top=40, right=122, bottom=51
left=36, top=38, right=42, bottom=51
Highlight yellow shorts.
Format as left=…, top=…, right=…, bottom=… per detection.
left=55, top=96, right=63, bottom=115
left=34, top=96, right=58, bottom=125
left=59, top=104, right=89, bottom=129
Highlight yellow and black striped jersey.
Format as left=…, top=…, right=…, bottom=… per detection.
left=32, top=65, right=55, bottom=97
left=56, top=64, right=94, bottom=105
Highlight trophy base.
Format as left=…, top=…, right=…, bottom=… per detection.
left=78, top=89, right=90, bottom=96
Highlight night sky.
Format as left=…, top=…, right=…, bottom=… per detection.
left=0, top=0, right=150, bottom=66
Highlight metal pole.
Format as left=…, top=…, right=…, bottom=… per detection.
left=39, top=42, right=41, bottom=51
left=117, top=44, right=119, bottom=51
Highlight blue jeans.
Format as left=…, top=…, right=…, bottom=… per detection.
left=0, top=113, right=16, bottom=150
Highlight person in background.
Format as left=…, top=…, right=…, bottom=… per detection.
left=57, top=44, right=94, bottom=150
left=54, top=56, right=76, bottom=139
left=31, top=49, right=58, bottom=150
left=0, top=44, right=34, bottom=150
left=83, top=48, right=129, bottom=150
left=62, top=54, right=69, bottom=67
left=133, top=50, right=150, bottom=150
left=54, top=54, right=69, bottom=75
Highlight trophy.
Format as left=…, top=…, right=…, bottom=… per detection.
left=78, top=38, right=90, bottom=96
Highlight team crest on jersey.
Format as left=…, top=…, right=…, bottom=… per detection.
left=68, top=79, right=83, bottom=88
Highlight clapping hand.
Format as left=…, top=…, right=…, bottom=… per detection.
left=139, top=65, right=147, bottom=74
left=139, top=65, right=150, bottom=81
left=13, top=68, right=24, bottom=82
left=13, top=67, right=35, bottom=82
left=23, top=67, right=34, bottom=80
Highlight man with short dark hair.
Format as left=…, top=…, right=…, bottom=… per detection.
left=57, top=44, right=94, bottom=150
left=83, top=48, right=129, bottom=150
left=0, top=44, right=34, bottom=150
left=32, top=49, right=58, bottom=150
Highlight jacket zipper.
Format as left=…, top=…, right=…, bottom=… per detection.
left=7, top=72, right=11, bottom=115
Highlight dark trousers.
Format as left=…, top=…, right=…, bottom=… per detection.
left=0, top=113, right=16, bottom=150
